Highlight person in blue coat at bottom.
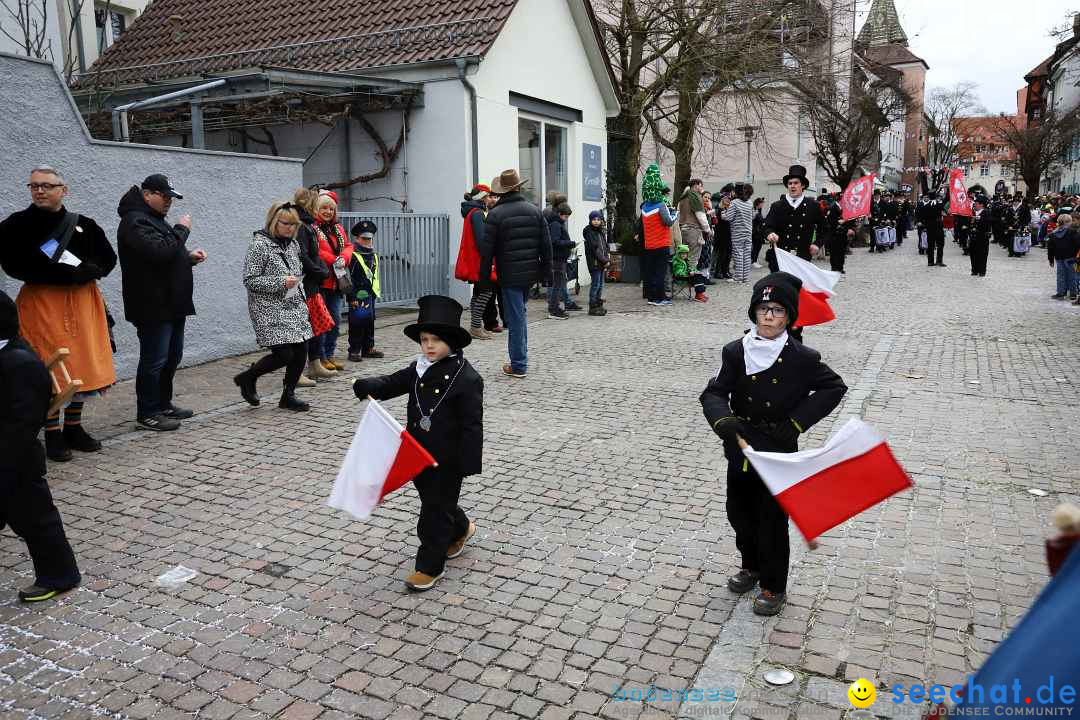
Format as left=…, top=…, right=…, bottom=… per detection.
left=0, top=290, right=81, bottom=603
left=352, top=296, right=484, bottom=592
left=700, top=273, right=846, bottom=616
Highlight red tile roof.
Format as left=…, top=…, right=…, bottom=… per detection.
left=84, top=0, right=518, bottom=86
left=861, top=43, right=928, bottom=71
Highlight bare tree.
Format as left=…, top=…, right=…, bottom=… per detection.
left=923, top=82, right=985, bottom=191
left=1, top=0, right=53, bottom=60
left=989, top=108, right=1080, bottom=198
left=792, top=56, right=910, bottom=190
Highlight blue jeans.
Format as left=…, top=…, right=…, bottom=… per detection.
left=500, top=286, right=529, bottom=373
left=135, top=318, right=186, bottom=418
left=589, top=269, right=605, bottom=304
left=319, top=288, right=342, bottom=359
left=1056, top=259, right=1078, bottom=296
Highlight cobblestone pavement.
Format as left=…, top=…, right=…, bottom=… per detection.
left=2, top=238, right=1078, bottom=720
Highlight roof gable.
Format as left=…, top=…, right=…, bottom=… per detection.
left=84, top=0, right=517, bottom=86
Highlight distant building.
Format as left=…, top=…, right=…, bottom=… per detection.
left=1041, top=14, right=1080, bottom=194
left=953, top=113, right=1026, bottom=196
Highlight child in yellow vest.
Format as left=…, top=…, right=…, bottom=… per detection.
left=347, top=221, right=384, bottom=362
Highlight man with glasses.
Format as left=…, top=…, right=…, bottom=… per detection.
left=0, top=165, right=117, bottom=462
left=701, top=271, right=846, bottom=617
left=117, top=174, right=207, bottom=431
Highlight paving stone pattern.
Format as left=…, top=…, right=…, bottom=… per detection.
left=2, top=239, right=1078, bottom=720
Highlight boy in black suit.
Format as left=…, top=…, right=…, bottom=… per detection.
left=701, top=273, right=846, bottom=615
left=353, top=296, right=484, bottom=592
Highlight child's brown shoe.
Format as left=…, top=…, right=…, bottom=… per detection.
left=404, top=571, right=443, bottom=592
left=447, top=521, right=477, bottom=559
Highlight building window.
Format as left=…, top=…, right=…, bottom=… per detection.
left=96, top=5, right=129, bottom=54
left=975, top=144, right=985, bottom=153
left=1000, top=164, right=1007, bottom=176
left=518, top=117, right=568, bottom=208
left=980, top=163, right=989, bottom=177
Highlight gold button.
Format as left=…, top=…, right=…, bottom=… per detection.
left=420, top=383, right=424, bottom=387
left=434, top=389, right=440, bottom=394
left=444, top=375, right=450, bottom=380
left=777, top=358, right=783, bottom=363
left=752, top=375, right=758, bottom=381
left=765, top=401, right=771, bottom=407
left=772, top=378, right=778, bottom=384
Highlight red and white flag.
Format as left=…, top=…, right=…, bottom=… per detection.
left=328, top=399, right=436, bottom=520
left=774, top=247, right=840, bottom=327
left=948, top=168, right=972, bottom=217
left=841, top=174, right=875, bottom=222
left=742, top=418, right=912, bottom=542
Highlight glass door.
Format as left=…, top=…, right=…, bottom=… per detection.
left=518, top=118, right=541, bottom=206
left=518, top=115, right=569, bottom=207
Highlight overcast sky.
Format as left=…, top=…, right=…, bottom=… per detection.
left=864, top=0, right=1074, bottom=114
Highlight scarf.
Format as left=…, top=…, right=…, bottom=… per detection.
left=314, top=221, right=346, bottom=254
left=742, top=328, right=788, bottom=375
left=785, top=195, right=805, bottom=210
left=415, top=352, right=457, bottom=378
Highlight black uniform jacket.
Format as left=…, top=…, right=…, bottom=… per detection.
left=764, top=197, right=828, bottom=259
left=701, top=336, right=847, bottom=460
left=973, top=210, right=994, bottom=243
left=0, top=337, right=51, bottom=486
left=0, top=204, right=116, bottom=285
left=357, top=354, right=484, bottom=477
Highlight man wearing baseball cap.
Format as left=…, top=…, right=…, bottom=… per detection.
left=117, top=174, right=208, bottom=431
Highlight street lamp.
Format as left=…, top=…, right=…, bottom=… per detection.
left=737, top=125, right=758, bottom=183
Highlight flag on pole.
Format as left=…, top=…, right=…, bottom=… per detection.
left=841, top=174, right=875, bottom=222
left=948, top=168, right=973, bottom=217
left=774, top=247, right=840, bottom=327
left=328, top=398, right=436, bottom=520
left=742, top=418, right=912, bottom=542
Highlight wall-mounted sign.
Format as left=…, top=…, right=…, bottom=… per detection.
left=582, top=144, right=602, bottom=201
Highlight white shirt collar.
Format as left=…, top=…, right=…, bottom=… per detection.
left=415, top=352, right=457, bottom=378
left=742, top=329, right=788, bottom=375
left=0, top=339, right=8, bottom=351
left=786, top=194, right=805, bottom=209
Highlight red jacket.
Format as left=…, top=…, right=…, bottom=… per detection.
left=455, top=206, right=497, bottom=283
left=315, top=222, right=351, bottom=290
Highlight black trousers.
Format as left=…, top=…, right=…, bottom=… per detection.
left=969, top=238, right=989, bottom=275
left=347, top=301, right=376, bottom=354
left=713, top=235, right=732, bottom=277
left=414, top=466, right=469, bottom=576
left=1, top=473, right=81, bottom=590
left=927, top=232, right=944, bottom=266
left=726, top=459, right=789, bottom=594
left=828, top=235, right=847, bottom=272
left=251, top=342, right=307, bottom=390
left=751, top=235, right=763, bottom=264
left=483, top=283, right=503, bottom=329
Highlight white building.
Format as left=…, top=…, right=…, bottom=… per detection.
left=74, top=0, right=619, bottom=305
left=1042, top=15, right=1080, bottom=195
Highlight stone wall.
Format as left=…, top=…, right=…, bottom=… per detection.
left=0, top=53, right=304, bottom=379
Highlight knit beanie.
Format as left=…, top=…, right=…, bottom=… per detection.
left=641, top=164, right=667, bottom=204
left=588, top=210, right=604, bottom=222
left=748, top=272, right=801, bottom=327
left=0, top=290, right=19, bottom=341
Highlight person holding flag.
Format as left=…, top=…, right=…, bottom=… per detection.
left=917, top=172, right=948, bottom=268
left=764, top=165, right=828, bottom=272
left=351, top=296, right=484, bottom=592
left=700, top=272, right=847, bottom=616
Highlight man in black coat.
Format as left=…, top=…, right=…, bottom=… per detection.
left=764, top=165, right=828, bottom=271
left=917, top=174, right=948, bottom=267
left=701, top=273, right=846, bottom=616
left=823, top=193, right=854, bottom=274
left=477, top=169, right=552, bottom=379
left=0, top=291, right=81, bottom=603
left=117, top=174, right=207, bottom=431
left=969, top=195, right=993, bottom=276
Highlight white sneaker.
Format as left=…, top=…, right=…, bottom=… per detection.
left=752, top=262, right=762, bottom=269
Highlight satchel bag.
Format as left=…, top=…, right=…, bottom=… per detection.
left=333, top=257, right=354, bottom=295
left=306, top=293, right=336, bottom=337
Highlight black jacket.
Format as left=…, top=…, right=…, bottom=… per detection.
left=0, top=336, right=51, bottom=485
left=297, top=208, right=328, bottom=297
left=917, top=195, right=947, bottom=240
left=353, top=354, right=484, bottom=477
left=0, top=204, right=116, bottom=285
left=116, top=186, right=195, bottom=324
left=1048, top=227, right=1080, bottom=262
left=545, top=209, right=575, bottom=263
left=478, top=193, right=552, bottom=288
left=764, top=196, right=828, bottom=259
left=701, top=336, right=847, bottom=460
left=583, top=224, right=609, bottom=272
left=972, top=210, right=994, bottom=244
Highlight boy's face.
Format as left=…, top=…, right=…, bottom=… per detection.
left=754, top=302, right=789, bottom=339
left=355, top=234, right=374, bottom=247
left=559, top=213, right=570, bottom=222
left=590, top=217, right=602, bottom=227
left=419, top=332, right=452, bottom=362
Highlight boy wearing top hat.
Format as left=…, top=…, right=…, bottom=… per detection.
left=352, top=296, right=483, bottom=592
left=700, top=272, right=846, bottom=615
left=764, top=165, right=828, bottom=272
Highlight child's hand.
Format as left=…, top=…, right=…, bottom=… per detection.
left=350, top=301, right=359, bottom=309
left=353, top=378, right=371, bottom=400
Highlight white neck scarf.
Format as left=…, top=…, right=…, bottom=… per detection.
left=415, top=352, right=456, bottom=378
left=786, top=194, right=804, bottom=209
left=0, top=339, right=8, bottom=351
left=742, top=328, right=788, bottom=375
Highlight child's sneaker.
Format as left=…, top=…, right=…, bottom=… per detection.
left=547, top=309, right=569, bottom=319
left=694, top=292, right=709, bottom=303
left=404, top=571, right=443, bottom=592
left=447, top=521, right=477, bottom=559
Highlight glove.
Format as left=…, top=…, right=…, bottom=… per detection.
left=352, top=378, right=372, bottom=401
left=711, top=416, right=744, bottom=443
left=72, top=262, right=103, bottom=284
left=771, top=418, right=801, bottom=445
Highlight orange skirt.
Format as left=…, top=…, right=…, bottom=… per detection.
left=15, top=283, right=116, bottom=392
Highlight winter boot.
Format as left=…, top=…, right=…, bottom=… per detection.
left=307, top=359, right=335, bottom=380
left=279, top=389, right=310, bottom=412
left=234, top=367, right=260, bottom=406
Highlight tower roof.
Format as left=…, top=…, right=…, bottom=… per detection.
left=858, top=0, right=909, bottom=47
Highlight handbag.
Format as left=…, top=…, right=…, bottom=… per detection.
left=333, top=257, right=354, bottom=295
left=306, top=293, right=336, bottom=337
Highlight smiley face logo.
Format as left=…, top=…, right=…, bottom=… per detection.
left=848, top=678, right=876, bottom=708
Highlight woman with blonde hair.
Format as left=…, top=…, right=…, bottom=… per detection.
left=313, top=190, right=352, bottom=373
left=292, top=188, right=334, bottom=383
left=233, top=202, right=314, bottom=411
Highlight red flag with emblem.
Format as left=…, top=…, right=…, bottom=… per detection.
left=841, top=174, right=874, bottom=222
left=948, top=169, right=972, bottom=217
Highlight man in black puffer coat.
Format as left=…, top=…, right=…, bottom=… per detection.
left=477, top=169, right=552, bottom=379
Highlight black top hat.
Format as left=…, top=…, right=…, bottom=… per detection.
left=782, top=165, right=809, bottom=188
left=404, top=295, right=471, bottom=349
left=141, top=174, right=183, bottom=199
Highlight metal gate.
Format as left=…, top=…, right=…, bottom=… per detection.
left=336, top=212, right=450, bottom=307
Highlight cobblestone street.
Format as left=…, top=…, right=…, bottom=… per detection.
left=2, top=239, right=1078, bottom=720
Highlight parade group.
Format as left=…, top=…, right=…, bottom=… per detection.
left=1, top=160, right=1078, bottom=606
